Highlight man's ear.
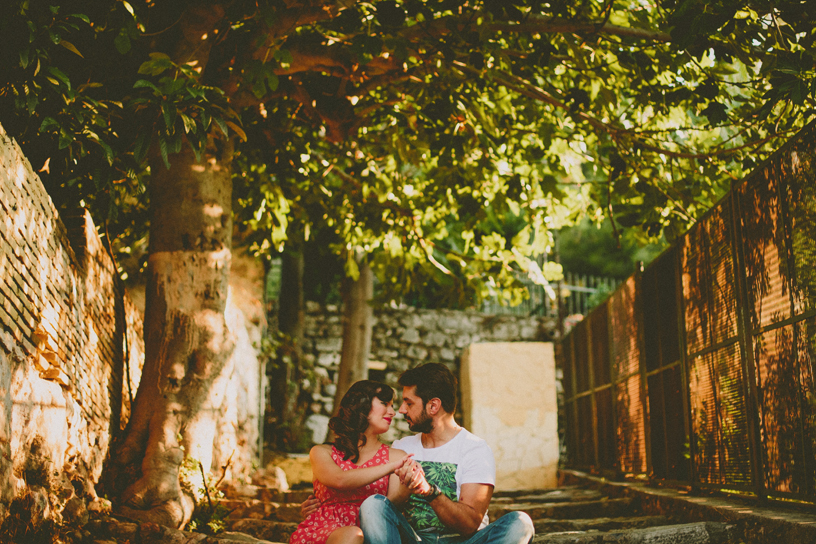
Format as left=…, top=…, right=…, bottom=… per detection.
left=426, top=398, right=442, bottom=415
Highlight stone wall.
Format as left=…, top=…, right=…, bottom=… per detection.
left=0, top=124, right=146, bottom=515
left=301, top=302, right=556, bottom=442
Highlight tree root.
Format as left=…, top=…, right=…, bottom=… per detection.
left=117, top=493, right=195, bottom=529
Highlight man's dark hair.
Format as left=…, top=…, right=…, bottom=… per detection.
left=399, top=362, right=457, bottom=413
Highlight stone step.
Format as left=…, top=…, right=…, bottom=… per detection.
left=281, top=490, right=314, bottom=504
left=220, top=499, right=302, bottom=522
left=534, top=515, right=669, bottom=534
left=492, top=489, right=605, bottom=505
left=86, top=517, right=278, bottom=544
left=492, top=497, right=637, bottom=521
left=220, top=486, right=313, bottom=505
left=532, top=522, right=735, bottom=544
left=211, top=532, right=282, bottom=543
left=495, top=485, right=594, bottom=498
left=228, top=519, right=299, bottom=543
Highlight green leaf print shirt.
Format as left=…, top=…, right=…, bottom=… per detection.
left=392, top=429, right=495, bottom=535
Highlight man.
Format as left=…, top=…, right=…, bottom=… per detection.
left=359, top=363, right=534, bottom=544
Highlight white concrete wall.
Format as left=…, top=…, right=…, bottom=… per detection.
left=460, top=342, right=558, bottom=491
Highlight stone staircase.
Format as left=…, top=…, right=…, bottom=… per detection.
left=218, top=487, right=311, bottom=543
left=210, top=483, right=737, bottom=544
left=84, top=475, right=816, bottom=543
left=489, top=487, right=735, bottom=544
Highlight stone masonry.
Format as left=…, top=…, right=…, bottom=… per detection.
left=301, top=302, right=556, bottom=441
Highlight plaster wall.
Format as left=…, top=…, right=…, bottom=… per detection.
left=460, top=342, right=558, bottom=491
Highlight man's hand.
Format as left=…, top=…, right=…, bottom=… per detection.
left=398, top=459, right=432, bottom=496
left=396, top=460, right=494, bottom=537
left=300, top=494, right=320, bottom=520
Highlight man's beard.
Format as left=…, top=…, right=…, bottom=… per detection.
left=408, top=408, right=434, bottom=433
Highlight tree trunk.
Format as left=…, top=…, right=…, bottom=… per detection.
left=106, top=140, right=234, bottom=528
left=334, top=259, right=374, bottom=411
left=269, top=250, right=308, bottom=449
left=278, top=250, right=305, bottom=365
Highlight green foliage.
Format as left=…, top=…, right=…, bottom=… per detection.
left=559, top=219, right=666, bottom=279
left=179, top=457, right=229, bottom=535
left=131, top=52, right=241, bottom=168
left=0, top=2, right=132, bottom=210
left=3, top=0, right=816, bottom=304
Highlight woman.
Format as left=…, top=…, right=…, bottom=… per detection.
left=289, top=380, right=411, bottom=544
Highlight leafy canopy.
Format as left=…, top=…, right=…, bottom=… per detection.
left=1, top=0, right=815, bottom=304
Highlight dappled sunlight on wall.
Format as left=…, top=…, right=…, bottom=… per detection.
left=560, top=120, right=816, bottom=502
left=0, top=123, right=145, bottom=506
left=610, top=276, right=646, bottom=476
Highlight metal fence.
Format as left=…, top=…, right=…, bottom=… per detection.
left=482, top=271, right=618, bottom=317
left=560, top=121, right=816, bottom=501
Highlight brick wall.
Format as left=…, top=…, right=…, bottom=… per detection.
left=0, top=123, right=145, bottom=512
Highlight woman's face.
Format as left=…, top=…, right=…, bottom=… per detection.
left=367, top=396, right=396, bottom=434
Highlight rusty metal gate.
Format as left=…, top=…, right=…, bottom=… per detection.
left=560, top=121, right=816, bottom=501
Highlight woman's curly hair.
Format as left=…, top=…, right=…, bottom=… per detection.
left=329, top=380, right=394, bottom=463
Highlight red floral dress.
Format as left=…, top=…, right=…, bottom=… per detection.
left=289, top=443, right=390, bottom=544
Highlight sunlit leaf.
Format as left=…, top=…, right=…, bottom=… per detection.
left=225, top=121, right=247, bottom=142
left=122, top=1, right=135, bottom=17
left=60, top=40, right=83, bottom=57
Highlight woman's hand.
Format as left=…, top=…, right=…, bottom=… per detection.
left=300, top=494, right=320, bottom=520
left=395, top=458, right=417, bottom=484
left=389, top=453, right=414, bottom=473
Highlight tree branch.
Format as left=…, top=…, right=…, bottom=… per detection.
left=462, top=63, right=789, bottom=160
left=401, top=15, right=671, bottom=42
left=313, top=153, right=415, bottom=219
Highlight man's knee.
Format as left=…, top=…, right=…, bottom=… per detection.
left=359, top=494, right=389, bottom=521
left=360, top=495, right=396, bottom=544
left=498, top=511, right=534, bottom=542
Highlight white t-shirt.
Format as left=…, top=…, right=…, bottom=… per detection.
left=392, top=429, right=495, bottom=534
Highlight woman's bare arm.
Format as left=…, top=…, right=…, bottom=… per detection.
left=310, top=445, right=411, bottom=490
left=385, top=448, right=413, bottom=504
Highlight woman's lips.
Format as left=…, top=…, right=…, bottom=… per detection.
left=384, top=417, right=393, bottom=424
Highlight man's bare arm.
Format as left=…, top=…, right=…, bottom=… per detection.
left=426, top=483, right=492, bottom=536
left=405, top=466, right=493, bottom=536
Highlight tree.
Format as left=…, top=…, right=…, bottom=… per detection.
left=2, top=0, right=815, bottom=528
left=558, top=218, right=665, bottom=279
left=334, top=256, right=374, bottom=408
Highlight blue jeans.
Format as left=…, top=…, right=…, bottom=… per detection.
left=359, top=494, right=534, bottom=544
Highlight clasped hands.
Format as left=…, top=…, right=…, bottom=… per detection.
left=394, top=455, right=432, bottom=496
left=300, top=454, right=434, bottom=519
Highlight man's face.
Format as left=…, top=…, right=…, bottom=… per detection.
left=399, top=386, right=434, bottom=433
